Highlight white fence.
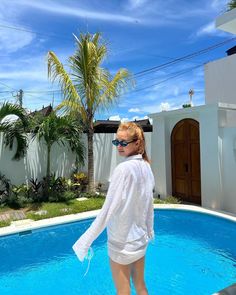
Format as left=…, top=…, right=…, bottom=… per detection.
left=0, top=132, right=152, bottom=187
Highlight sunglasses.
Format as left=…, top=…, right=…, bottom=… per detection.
left=112, top=139, right=136, bottom=147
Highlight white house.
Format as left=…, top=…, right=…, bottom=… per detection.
left=1, top=9, right=236, bottom=215
left=149, top=8, right=236, bottom=214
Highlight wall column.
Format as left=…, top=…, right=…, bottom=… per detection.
left=199, top=105, right=223, bottom=210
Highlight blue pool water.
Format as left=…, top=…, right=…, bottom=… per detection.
left=0, top=209, right=236, bottom=295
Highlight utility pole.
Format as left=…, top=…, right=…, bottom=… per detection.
left=16, top=89, right=23, bottom=107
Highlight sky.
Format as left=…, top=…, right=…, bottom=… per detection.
left=0, top=0, right=234, bottom=121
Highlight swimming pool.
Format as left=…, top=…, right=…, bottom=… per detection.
left=0, top=209, right=236, bottom=295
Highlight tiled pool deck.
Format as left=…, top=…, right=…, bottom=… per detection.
left=1, top=204, right=236, bottom=237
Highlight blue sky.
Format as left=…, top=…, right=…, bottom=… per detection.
left=0, top=0, right=234, bottom=121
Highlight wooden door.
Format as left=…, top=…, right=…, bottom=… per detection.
left=171, top=119, right=201, bottom=204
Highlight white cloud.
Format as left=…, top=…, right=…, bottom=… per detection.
left=108, top=114, right=150, bottom=122
left=173, top=87, right=180, bottom=96
left=132, top=115, right=149, bottom=121
left=12, top=0, right=193, bottom=27
left=193, top=20, right=230, bottom=39
left=123, top=67, right=205, bottom=116
left=0, top=1, right=35, bottom=53
left=109, top=115, right=121, bottom=121
left=0, top=23, right=34, bottom=53
left=128, top=0, right=148, bottom=9
left=196, top=21, right=228, bottom=37
left=0, top=69, right=47, bottom=82
left=128, top=107, right=141, bottom=113
left=108, top=115, right=130, bottom=122
left=16, top=1, right=139, bottom=24
left=210, top=0, right=228, bottom=10
left=197, top=22, right=216, bottom=36
left=160, top=102, right=171, bottom=111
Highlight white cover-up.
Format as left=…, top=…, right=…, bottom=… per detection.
left=72, top=154, right=155, bottom=265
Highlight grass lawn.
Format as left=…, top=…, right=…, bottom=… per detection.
left=0, top=195, right=180, bottom=228
left=26, top=197, right=105, bottom=221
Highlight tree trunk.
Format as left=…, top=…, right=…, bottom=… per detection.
left=47, top=144, right=51, bottom=179
left=43, top=144, right=51, bottom=199
left=87, top=120, right=95, bottom=193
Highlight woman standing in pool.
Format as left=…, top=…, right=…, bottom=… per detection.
left=73, top=122, right=155, bottom=295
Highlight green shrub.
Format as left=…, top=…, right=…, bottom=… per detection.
left=48, top=190, right=76, bottom=202
left=7, top=184, right=32, bottom=208
left=7, top=194, right=30, bottom=209
left=28, top=178, right=42, bottom=202
left=0, top=173, right=11, bottom=206
left=182, top=104, right=192, bottom=108
left=72, top=172, right=88, bottom=192
left=61, top=190, right=77, bottom=201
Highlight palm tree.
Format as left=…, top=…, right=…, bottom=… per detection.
left=0, top=103, right=28, bottom=160
left=30, top=112, right=84, bottom=181
left=48, top=32, right=132, bottom=192
left=227, top=0, right=236, bottom=10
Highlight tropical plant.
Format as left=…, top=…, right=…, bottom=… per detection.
left=28, top=178, right=42, bottom=202
left=182, top=104, right=192, bottom=108
left=0, top=173, right=11, bottom=206
left=8, top=183, right=31, bottom=208
left=30, top=111, right=84, bottom=194
left=0, top=103, right=28, bottom=160
left=41, top=174, right=77, bottom=202
left=47, top=32, right=132, bottom=192
left=227, top=0, right=236, bottom=10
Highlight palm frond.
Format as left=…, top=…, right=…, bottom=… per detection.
left=30, top=112, right=85, bottom=166
left=3, top=124, right=28, bottom=160
left=0, top=102, right=28, bottom=127
left=94, top=68, right=133, bottom=114
left=47, top=51, right=85, bottom=117
left=227, top=0, right=236, bottom=10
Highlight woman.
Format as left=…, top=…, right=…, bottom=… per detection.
left=73, top=122, right=155, bottom=295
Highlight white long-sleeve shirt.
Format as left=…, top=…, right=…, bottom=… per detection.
left=72, top=154, right=155, bottom=265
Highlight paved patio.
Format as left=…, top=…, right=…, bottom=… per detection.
left=0, top=210, right=26, bottom=221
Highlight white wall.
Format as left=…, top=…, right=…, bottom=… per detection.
left=199, top=106, right=224, bottom=210
left=205, top=54, right=236, bottom=108
left=0, top=134, right=76, bottom=185
left=221, top=127, right=236, bottom=213
left=215, top=7, right=236, bottom=34
left=150, top=103, right=236, bottom=214
left=150, top=106, right=201, bottom=199
left=89, top=132, right=152, bottom=188
left=0, top=132, right=152, bottom=187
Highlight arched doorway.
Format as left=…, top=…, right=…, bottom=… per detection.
left=171, top=119, right=201, bottom=204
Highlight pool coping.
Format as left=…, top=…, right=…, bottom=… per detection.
left=0, top=204, right=236, bottom=237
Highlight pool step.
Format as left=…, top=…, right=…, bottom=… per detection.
left=213, top=283, right=236, bottom=295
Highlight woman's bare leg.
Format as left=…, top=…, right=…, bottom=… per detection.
left=131, top=256, right=148, bottom=295
left=110, top=259, right=131, bottom=295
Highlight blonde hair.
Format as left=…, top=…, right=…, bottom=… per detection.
left=117, top=122, right=150, bottom=163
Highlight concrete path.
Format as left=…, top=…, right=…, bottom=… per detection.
left=0, top=211, right=26, bottom=221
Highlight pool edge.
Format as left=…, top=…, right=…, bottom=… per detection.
left=0, top=204, right=236, bottom=237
